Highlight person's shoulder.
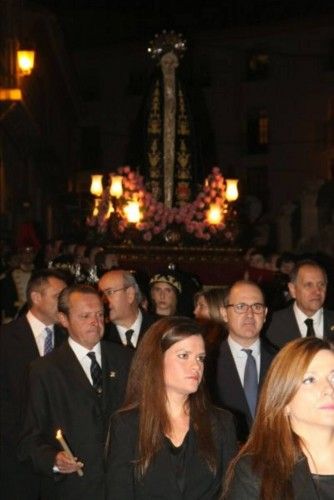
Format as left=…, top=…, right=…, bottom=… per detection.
left=0, top=315, right=28, bottom=336
left=210, top=406, right=235, bottom=430
left=102, top=340, right=133, bottom=361
left=324, top=308, right=334, bottom=319
left=231, top=454, right=258, bottom=487
left=110, top=408, right=139, bottom=431
left=101, top=340, right=135, bottom=367
left=270, top=304, right=294, bottom=321
left=260, top=336, right=279, bottom=355
left=29, top=342, right=67, bottom=373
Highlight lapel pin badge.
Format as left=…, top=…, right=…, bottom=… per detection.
left=109, top=371, right=116, bottom=378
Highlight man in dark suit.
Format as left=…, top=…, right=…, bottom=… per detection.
left=0, top=268, right=69, bottom=500
left=18, top=284, right=132, bottom=500
left=207, top=280, right=277, bottom=442
left=266, top=259, right=334, bottom=348
left=98, top=269, right=156, bottom=348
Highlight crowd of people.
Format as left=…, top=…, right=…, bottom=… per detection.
left=0, top=238, right=334, bottom=499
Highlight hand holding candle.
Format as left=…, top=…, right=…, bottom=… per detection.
left=55, top=429, right=84, bottom=476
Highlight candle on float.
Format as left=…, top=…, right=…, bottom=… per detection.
left=55, top=429, right=84, bottom=477
left=124, top=200, right=141, bottom=223
left=207, top=204, right=222, bottom=225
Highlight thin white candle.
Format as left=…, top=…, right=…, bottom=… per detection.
left=56, top=429, right=83, bottom=477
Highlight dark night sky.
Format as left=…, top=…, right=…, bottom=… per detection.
left=27, top=0, right=334, bottom=31
left=24, top=0, right=334, bottom=51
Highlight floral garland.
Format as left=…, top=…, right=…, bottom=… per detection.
left=86, top=166, right=237, bottom=245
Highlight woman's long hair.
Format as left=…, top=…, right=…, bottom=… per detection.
left=120, top=316, right=218, bottom=477
left=194, top=288, right=227, bottom=349
left=223, top=337, right=333, bottom=500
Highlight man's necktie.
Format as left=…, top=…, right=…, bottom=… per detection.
left=305, top=318, right=315, bottom=337
left=125, top=329, right=134, bottom=347
left=242, top=349, right=258, bottom=418
left=87, top=352, right=102, bottom=394
left=44, top=327, right=53, bottom=355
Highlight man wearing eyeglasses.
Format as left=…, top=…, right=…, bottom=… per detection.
left=98, top=270, right=156, bottom=348
left=207, top=280, right=277, bottom=442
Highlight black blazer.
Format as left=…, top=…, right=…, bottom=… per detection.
left=225, top=454, right=323, bottom=500
left=18, top=340, right=132, bottom=500
left=103, top=310, right=156, bottom=347
left=0, top=315, right=67, bottom=447
left=207, top=338, right=277, bottom=442
left=265, top=304, right=334, bottom=348
left=0, top=315, right=67, bottom=499
left=106, top=408, right=237, bottom=500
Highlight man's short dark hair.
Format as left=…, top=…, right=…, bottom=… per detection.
left=26, top=268, right=71, bottom=308
left=58, top=284, right=100, bottom=316
left=289, top=259, right=328, bottom=284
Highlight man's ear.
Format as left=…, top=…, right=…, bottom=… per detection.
left=288, top=282, right=296, bottom=299
left=58, top=312, right=69, bottom=329
left=126, top=286, right=136, bottom=304
left=30, top=290, right=41, bottom=307
left=220, top=306, right=228, bottom=323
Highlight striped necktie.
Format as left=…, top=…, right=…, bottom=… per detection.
left=87, top=352, right=102, bottom=394
left=44, top=327, right=53, bottom=355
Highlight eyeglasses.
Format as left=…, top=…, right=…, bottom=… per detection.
left=101, top=286, right=129, bottom=298
left=225, top=303, right=266, bottom=314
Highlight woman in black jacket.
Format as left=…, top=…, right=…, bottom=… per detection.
left=106, top=316, right=237, bottom=500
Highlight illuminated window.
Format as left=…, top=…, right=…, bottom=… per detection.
left=247, top=110, right=269, bottom=154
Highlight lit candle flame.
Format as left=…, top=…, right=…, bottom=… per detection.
left=207, top=204, right=222, bottom=225
left=124, top=200, right=141, bottom=223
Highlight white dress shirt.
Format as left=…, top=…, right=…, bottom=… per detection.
left=115, top=309, right=142, bottom=347
left=68, top=337, right=102, bottom=385
left=227, top=336, right=261, bottom=386
left=26, top=310, right=54, bottom=356
left=293, top=303, right=324, bottom=338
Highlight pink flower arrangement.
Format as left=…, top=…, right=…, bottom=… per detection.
left=87, top=165, right=233, bottom=244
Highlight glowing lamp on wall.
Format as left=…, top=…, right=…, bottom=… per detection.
left=225, top=179, right=239, bottom=202
left=90, top=175, right=103, bottom=197
left=17, top=50, right=35, bottom=76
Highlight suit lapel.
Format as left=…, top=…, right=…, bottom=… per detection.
left=259, top=341, right=272, bottom=386
left=289, top=305, right=303, bottom=338
left=57, top=342, right=97, bottom=397
left=100, top=342, right=124, bottom=414
left=324, top=310, right=334, bottom=342
left=17, top=316, right=40, bottom=359
left=217, top=341, right=251, bottom=420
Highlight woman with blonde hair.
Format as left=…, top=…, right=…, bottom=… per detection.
left=106, top=316, right=237, bottom=499
left=223, top=337, right=334, bottom=499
